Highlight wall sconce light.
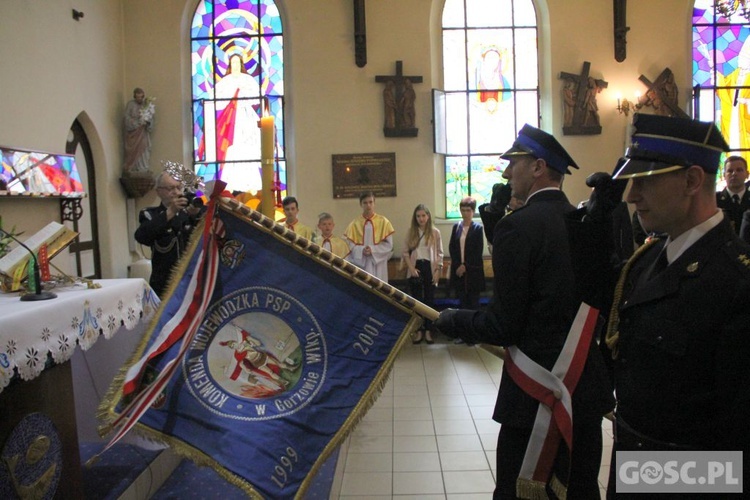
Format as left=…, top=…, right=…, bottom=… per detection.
left=72, top=9, right=84, bottom=21
left=617, top=92, right=641, bottom=117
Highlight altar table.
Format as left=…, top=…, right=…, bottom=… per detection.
left=0, top=279, right=159, bottom=498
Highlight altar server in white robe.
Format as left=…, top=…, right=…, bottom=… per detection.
left=344, top=191, right=395, bottom=282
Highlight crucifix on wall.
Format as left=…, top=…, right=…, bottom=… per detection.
left=634, top=68, right=689, bottom=118
left=375, top=61, right=423, bottom=137
left=559, top=61, right=608, bottom=136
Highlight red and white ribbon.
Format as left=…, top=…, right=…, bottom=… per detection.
left=504, top=303, right=599, bottom=495
left=95, top=182, right=227, bottom=459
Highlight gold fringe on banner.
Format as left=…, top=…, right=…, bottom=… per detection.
left=549, top=473, right=567, bottom=500
left=516, top=477, right=550, bottom=500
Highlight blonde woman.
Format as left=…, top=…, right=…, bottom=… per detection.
left=402, top=204, right=443, bottom=344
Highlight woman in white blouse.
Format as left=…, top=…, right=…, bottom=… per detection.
left=402, top=204, right=444, bottom=344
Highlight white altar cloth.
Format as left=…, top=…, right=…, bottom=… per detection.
left=0, top=278, right=159, bottom=392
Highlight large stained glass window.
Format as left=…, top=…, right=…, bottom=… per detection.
left=440, top=0, right=539, bottom=218
left=693, top=0, right=750, bottom=171
left=191, top=0, right=286, bottom=197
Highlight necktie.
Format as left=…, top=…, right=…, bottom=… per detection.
left=732, top=194, right=741, bottom=205
left=649, top=248, right=669, bottom=279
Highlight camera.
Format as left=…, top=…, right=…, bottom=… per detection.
left=183, top=190, right=204, bottom=208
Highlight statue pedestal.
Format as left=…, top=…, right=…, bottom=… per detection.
left=119, top=172, right=155, bottom=199
left=384, top=127, right=418, bottom=138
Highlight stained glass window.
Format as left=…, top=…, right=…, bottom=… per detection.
left=1, top=146, right=84, bottom=196
left=440, top=0, right=539, bottom=218
left=692, top=0, right=750, bottom=173
left=191, top=0, right=286, bottom=198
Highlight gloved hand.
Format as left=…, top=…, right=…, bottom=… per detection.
left=584, top=162, right=627, bottom=222
left=433, top=309, right=461, bottom=338
left=489, top=182, right=512, bottom=213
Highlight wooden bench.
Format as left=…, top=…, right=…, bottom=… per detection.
left=387, top=257, right=494, bottom=310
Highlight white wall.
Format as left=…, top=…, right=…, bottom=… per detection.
left=0, top=0, right=695, bottom=271
left=0, top=0, right=130, bottom=278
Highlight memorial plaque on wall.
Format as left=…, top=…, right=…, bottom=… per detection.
left=332, top=153, right=397, bottom=199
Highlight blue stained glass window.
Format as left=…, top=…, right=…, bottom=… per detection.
left=692, top=0, right=750, bottom=174
left=441, top=0, right=539, bottom=218
left=191, top=0, right=286, bottom=198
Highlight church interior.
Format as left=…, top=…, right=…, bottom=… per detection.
left=0, top=0, right=740, bottom=498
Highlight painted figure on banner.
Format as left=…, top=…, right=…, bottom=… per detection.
left=123, top=87, right=155, bottom=173
left=202, top=51, right=262, bottom=191
left=213, top=316, right=302, bottom=400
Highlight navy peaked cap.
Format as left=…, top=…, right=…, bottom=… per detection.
left=500, top=124, right=579, bottom=174
left=614, top=113, right=729, bottom=179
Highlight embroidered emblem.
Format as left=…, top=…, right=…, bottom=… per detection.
left=739, top=254, right=750, bottom=268
left=686, top=262, right=699, bottom=273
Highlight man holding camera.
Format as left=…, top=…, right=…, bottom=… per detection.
left=135, top=170, right=204, bottom=298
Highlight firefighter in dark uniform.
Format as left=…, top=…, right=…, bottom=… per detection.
left=135, top=171, right=203, bottom=298
left=716, top=155, right=750, bottom=235
left=436, top=125, right=615, bottom=499
left=582, top=114, right=750, bottom=498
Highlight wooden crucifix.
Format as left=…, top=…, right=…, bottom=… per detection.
left=559, top=61, right=608, bottom=136
left=375, top=61, right=423, bottom=137
left=614, top=0, right=630, bottom=62
left=635, top=68, right=690, bottom=119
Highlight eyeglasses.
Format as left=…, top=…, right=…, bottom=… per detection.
left=157, top=185, right=182, bottom=192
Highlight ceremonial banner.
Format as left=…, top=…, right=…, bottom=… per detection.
left=100, top=198, right=427, bottom=498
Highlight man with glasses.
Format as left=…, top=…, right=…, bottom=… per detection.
left=135, top=170, right=203, bottom=298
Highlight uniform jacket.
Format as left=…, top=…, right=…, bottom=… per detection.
left=460, top=190, right=614, bottom=427
left=716, top=187, right=750, bottom=234
left=134, top=204, right=200, bottom=297
left=613, top=218, right=750, bottom=450
left=739, top=208, right=750, bottom=245
left=448, top=221, right=485, bottom=295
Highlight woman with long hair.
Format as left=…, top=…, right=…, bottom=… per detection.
left=402, top=204, right=443, bottom=344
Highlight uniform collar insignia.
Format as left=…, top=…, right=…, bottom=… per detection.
left=739, top=254, right=750, bottom=268
left=686, top=261, right=699, bottom=273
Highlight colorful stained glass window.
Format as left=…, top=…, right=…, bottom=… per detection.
left=1, top=146, right=84, bottom=196
left=693, top=0, right=750, bottom=174
left=440, top=0, right=539, bottom=218
left=191, top=0, right=286, bottom=198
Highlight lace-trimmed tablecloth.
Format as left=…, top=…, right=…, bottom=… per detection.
left=0, top=278, right=159, bottom=393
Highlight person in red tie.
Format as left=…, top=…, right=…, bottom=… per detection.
left=280, top=196, right=313, bottom=240
left=344, top=191, right=394, bottom=282
left=315, top=212, right=349, bottom=258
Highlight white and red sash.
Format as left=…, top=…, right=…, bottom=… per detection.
left=504, top=303, right=599, bottom=499
left=89, top=182, right=227, bottom=464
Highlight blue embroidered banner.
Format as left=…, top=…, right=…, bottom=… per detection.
left=103, top=200, right=422, bottom=498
